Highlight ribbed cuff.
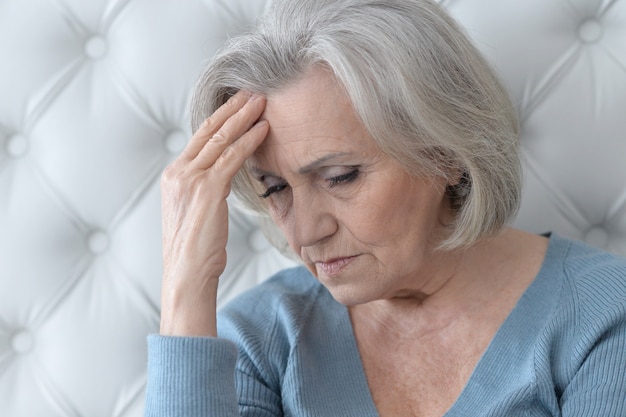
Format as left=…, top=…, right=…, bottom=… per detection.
left=144, top=335, right=239, bottom=417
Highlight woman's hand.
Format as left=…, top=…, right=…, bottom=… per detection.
left=159, top=91, right=269, bottom=337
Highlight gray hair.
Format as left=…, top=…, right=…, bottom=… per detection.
left=191, top=0, right=521, bottom=251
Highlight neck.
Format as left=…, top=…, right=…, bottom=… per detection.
left=349, top=229, right=548, bottom=338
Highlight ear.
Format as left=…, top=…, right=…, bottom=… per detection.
left=446, top=171, right=471, bottom=209
left=447, top=166, right=469, bottom=187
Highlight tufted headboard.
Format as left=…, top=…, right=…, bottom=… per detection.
left=1, top=0, right=625, bottom=416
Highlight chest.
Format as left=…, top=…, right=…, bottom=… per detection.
left=357, top=331, right=491, bottom=417
left=348, top=298, right=513, bottom=417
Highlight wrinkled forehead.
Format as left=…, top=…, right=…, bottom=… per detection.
left=247, top=66, right=371, bottom=173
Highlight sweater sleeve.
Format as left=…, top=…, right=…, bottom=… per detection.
left=143, top=335, right=283, bottom=417
left=560, top=314, right=626, bottom=416
left=144, top=335, right=241, bottom=417
left=560, top=259, right=626, bottom=416
left=143, top=268, right=317, bottom=417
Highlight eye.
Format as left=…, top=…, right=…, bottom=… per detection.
left=259, top=184, right=287, bottom=199
left=327, top=167, right=360, bottom=188
left=258, top=175, right=288, bottom=199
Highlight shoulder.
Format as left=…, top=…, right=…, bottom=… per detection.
left=216, top=265, right=329, bottom=355
left=216, top=266, right=340, bottom=387
left=218, top=265, right=324, bottom=325
left=554, top=234, right=626, bottom=304
left=547, top=234, right=626, bottom=343
left=536, top=235, right=626, bottom=409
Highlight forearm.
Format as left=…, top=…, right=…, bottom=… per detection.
left=148, top=91, right=272, bottom=416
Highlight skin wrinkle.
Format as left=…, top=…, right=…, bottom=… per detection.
left=233, top=68, right=546, bottom=417
left=247, top=66, right=458, bottom=308
left=157, top=0, right=566, bottom=413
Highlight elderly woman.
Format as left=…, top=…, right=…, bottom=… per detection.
left=144, top=0, right=626, bottom=416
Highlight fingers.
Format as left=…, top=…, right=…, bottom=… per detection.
left=178, top=91, right=265, bottom=169
left=158, top=91, right=268, bottom=339
left=191, top=94, right=266, bottom=170
left=178, top=90, right=251, bottom=161
left=212, top=119, right=269, bottom=179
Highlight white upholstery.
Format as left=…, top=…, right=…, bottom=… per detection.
left=0, top=0, right=624, bottom=415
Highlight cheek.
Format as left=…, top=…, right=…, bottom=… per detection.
left=350, top=206, right=405, bottom=246
left=328, top=187, right=399, bottom=246
left=267, top=192, right=292, bottom=222
left=350, top=181, right=444, bottom=246
left=266, top=197, right=299, bottom=250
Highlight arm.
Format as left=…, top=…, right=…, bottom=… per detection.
left=145, top=91, right=276, bottom=417
left=159, top=91, right=268, bottom=338
left=560, top=272, right=626, bottom=416
left=144, top=331, right=284, bottom=417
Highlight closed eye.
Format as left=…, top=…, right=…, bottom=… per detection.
left=256, top=166, right=360, bottom=198
left=259, top=183, right=288, bottom=199
left=257, top=174, right=289, bottom=199
left=327, top=167, right=360, bottom=188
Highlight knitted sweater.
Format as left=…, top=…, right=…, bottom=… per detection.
left=144, top=234, right=626, bottom=416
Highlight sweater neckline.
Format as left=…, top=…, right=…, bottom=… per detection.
left=328, top=232, right=569, bottom=416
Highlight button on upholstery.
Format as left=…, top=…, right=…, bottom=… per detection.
left=165, top=130, right=187, bottom=154
left=85, top=35, right=107, bottom=59
left=578, top=19, right=603, bottom=43
left=3, top=1, right=625, bottom=416
left=11, top=330, right=34, bottom=354
left=248, top=229, right=270, bottom=253
left=585, top=226, right=609, bottom=248
left=87, top=230, right=110, bottom=254
left=5, top=134, right=28, bottom=158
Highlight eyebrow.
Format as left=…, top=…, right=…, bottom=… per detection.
left=250, top=152, right=352, bottom=178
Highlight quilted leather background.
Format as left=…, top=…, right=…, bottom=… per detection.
left=0, top=0, right=624, bottom=416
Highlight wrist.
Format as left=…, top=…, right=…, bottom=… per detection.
left=160, top=284, right=218, bottom=337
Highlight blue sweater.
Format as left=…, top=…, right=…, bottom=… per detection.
left=144, top=234, right=626, bottom=416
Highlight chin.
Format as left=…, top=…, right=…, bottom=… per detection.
left=325, top=285, right=378, bottom=307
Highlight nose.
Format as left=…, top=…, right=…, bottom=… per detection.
left=290, top=188, right=337, bottom=248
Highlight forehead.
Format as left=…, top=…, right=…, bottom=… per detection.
left=251, top=67, right=376, bottom=170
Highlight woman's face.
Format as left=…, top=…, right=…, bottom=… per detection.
left=248, top=67, right=454, bottom=306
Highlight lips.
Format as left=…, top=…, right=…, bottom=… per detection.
left=314, top=255, right=358, bottom=277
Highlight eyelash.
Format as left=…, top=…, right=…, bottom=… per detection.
left=259, top=183, right=287, bottom=199
left=258, top=167, right=360, bottom=199
left=327, top=168, right=360, bottom=187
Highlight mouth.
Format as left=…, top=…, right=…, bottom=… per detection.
left=314, top=255, right=359, bottom=277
